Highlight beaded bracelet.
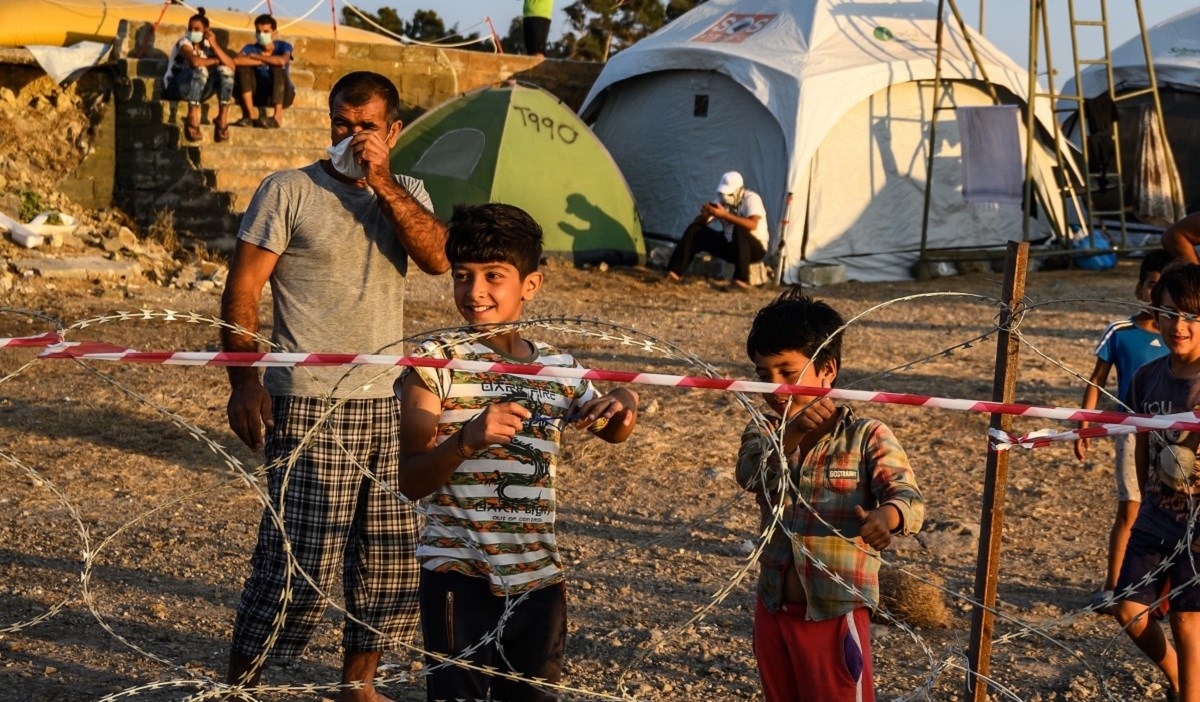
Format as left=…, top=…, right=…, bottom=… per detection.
left=456, top=431, right=474, bottom=459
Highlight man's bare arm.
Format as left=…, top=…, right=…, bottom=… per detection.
left=355, top=131, right=449, bottom=275
left=374, top=179, right=449, bottom=274
left=220, top=240, right=280, bottom=449
left=1162, top=212, right=1200, bottom=264
left=254, top=51, right=290, bottom=68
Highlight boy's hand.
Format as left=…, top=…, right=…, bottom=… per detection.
left=1074, top=436, right=1089, bottom=462
left=461, top=402, right=531, bottom=453
left=781, top=398, right=838, bottom=454
left=855, top=504, right=899, bottom=550
left=786, top=397, right=837, bottom=432
left=574, top=388, right=639, bottom=431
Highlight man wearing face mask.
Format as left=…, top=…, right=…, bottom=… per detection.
left=664, top=171, right=771, bottom=290
left=220, top=71, right=448, bottom=701
left=231, top=13, right=295, bottom=129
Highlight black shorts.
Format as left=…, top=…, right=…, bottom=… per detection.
left=1116, top=527, right=1200, bottom=612
left=420, top=568, right=566, bottom=702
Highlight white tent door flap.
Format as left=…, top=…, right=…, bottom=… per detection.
left=589, top=69, right=787, bottom=245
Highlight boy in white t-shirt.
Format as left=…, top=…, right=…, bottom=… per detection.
left=665, top=170, right=771, bottom=289
left=396, top=203, right=639, bottom=701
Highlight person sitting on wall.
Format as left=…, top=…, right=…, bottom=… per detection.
left=161, top=7, right=237, bottom=143
left=664, top=171, right=771, bottom=290
left=230, top=14, right=295, bottom=129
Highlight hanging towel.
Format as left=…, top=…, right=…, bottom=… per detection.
left=1133, top=104, right=1186, bottom=227
left=959, top=105, right=1023, bottom=206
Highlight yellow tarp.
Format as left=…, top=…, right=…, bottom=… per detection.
left=0, top=0, right=394, bottom=47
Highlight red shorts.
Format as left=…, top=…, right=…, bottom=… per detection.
left=754, top=598, right=874, bottom=702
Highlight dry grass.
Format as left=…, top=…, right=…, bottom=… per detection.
left=878, top=567, right=954, bottom=629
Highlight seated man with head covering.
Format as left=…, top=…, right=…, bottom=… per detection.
left=665, top=171, right=770, bottom=289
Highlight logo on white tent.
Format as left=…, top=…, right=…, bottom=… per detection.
left=692, top=13, right=777, bottom=44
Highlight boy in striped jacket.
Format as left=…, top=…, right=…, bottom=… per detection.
left=396, top=203, right=638, bottom=702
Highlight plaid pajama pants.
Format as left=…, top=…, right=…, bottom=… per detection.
left=231, top=395, right=420, bottom=659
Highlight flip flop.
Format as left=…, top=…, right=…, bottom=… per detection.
left=214, top=121, right=230, bottom=143
left=184, top=121, right=203, bottom=142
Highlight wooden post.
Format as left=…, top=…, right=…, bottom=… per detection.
left=966, top=240, right=1029, bottom=699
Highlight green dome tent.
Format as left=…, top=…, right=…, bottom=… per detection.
left=390, top=83, right=645, bottom=266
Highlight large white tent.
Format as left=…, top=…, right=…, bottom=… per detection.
left=580, top=0, right=1070, bottom=282
left=1062, top=6, right=1200, bottom=217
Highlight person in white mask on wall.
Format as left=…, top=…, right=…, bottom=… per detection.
left=160, top=7, right=236, bottom=143
left=220, top=71, right=448, bottom=702
left=664, top=170, right=771, bottom=290
left=231, top=13, right=295, bottom=129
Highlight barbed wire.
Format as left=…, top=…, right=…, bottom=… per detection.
left=0, top=288, right=1196, bottom=701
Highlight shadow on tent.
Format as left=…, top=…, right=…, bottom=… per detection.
left=559, top=192, right=639, bottom=267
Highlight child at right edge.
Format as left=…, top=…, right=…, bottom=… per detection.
left=735, top=289, right=924, bottom=702
left=1074, top=249, right=1172, bottom=610
left=1113, top=262, right=1200, bottom=702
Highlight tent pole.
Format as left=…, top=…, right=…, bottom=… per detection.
left=1035, top=0, right=1081, bottom=246
left=918, top=0, right=949, bottom=258
left=773, top=191, right=794, bottom=285
left=947, top=0, right=999, bottom=104
left=979, top=0, right=985, bottom=33
left=1022, top=0, right=1041, bottom=241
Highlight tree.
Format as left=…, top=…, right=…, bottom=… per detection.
left=341, top=5, right=405, bottom=37
left=559, top=0, right=705, bottom=62
left=406, top=9, right=446, bottom=42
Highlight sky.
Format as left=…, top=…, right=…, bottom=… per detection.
left=266, top=0, right=1195, bottom=88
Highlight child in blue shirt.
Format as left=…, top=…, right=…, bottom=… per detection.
left=1074, top=249, right=1172, bottom=609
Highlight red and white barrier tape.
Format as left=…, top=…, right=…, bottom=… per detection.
left=21, top=339, right=1200, bottom=435
left=989, top=425, right=1138, bottom=451
left=989, top=408, right=1200, bottom=451
left=0, top=332, right=62, bottom=348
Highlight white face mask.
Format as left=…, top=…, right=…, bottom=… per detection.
left=188, top=30, right=204, bottom=44
left=256, top=31, right=272, bottom=47
left=326, top=135, right=366, bottom=180
left=719, top=189, right=742, bottom=208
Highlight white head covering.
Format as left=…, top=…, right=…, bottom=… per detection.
left=716, top=171, right=745, bottom=206
left=716, top=171, right=744, bottom=196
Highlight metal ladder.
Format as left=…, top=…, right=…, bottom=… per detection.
left=1062, top=0, right=1170, bottom=248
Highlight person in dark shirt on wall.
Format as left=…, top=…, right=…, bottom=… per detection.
left=231, top=14, right=295, bottom=129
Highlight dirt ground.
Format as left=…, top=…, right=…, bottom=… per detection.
left=0, top=251, right=1176, bottom=701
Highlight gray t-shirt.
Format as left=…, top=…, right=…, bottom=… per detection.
left=1127, top=355, right=1200, bottom=540
left=237, top=161, right=434, bottom=398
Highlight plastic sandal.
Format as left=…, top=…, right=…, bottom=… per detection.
left=184, top=120, right=203, bottom=142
